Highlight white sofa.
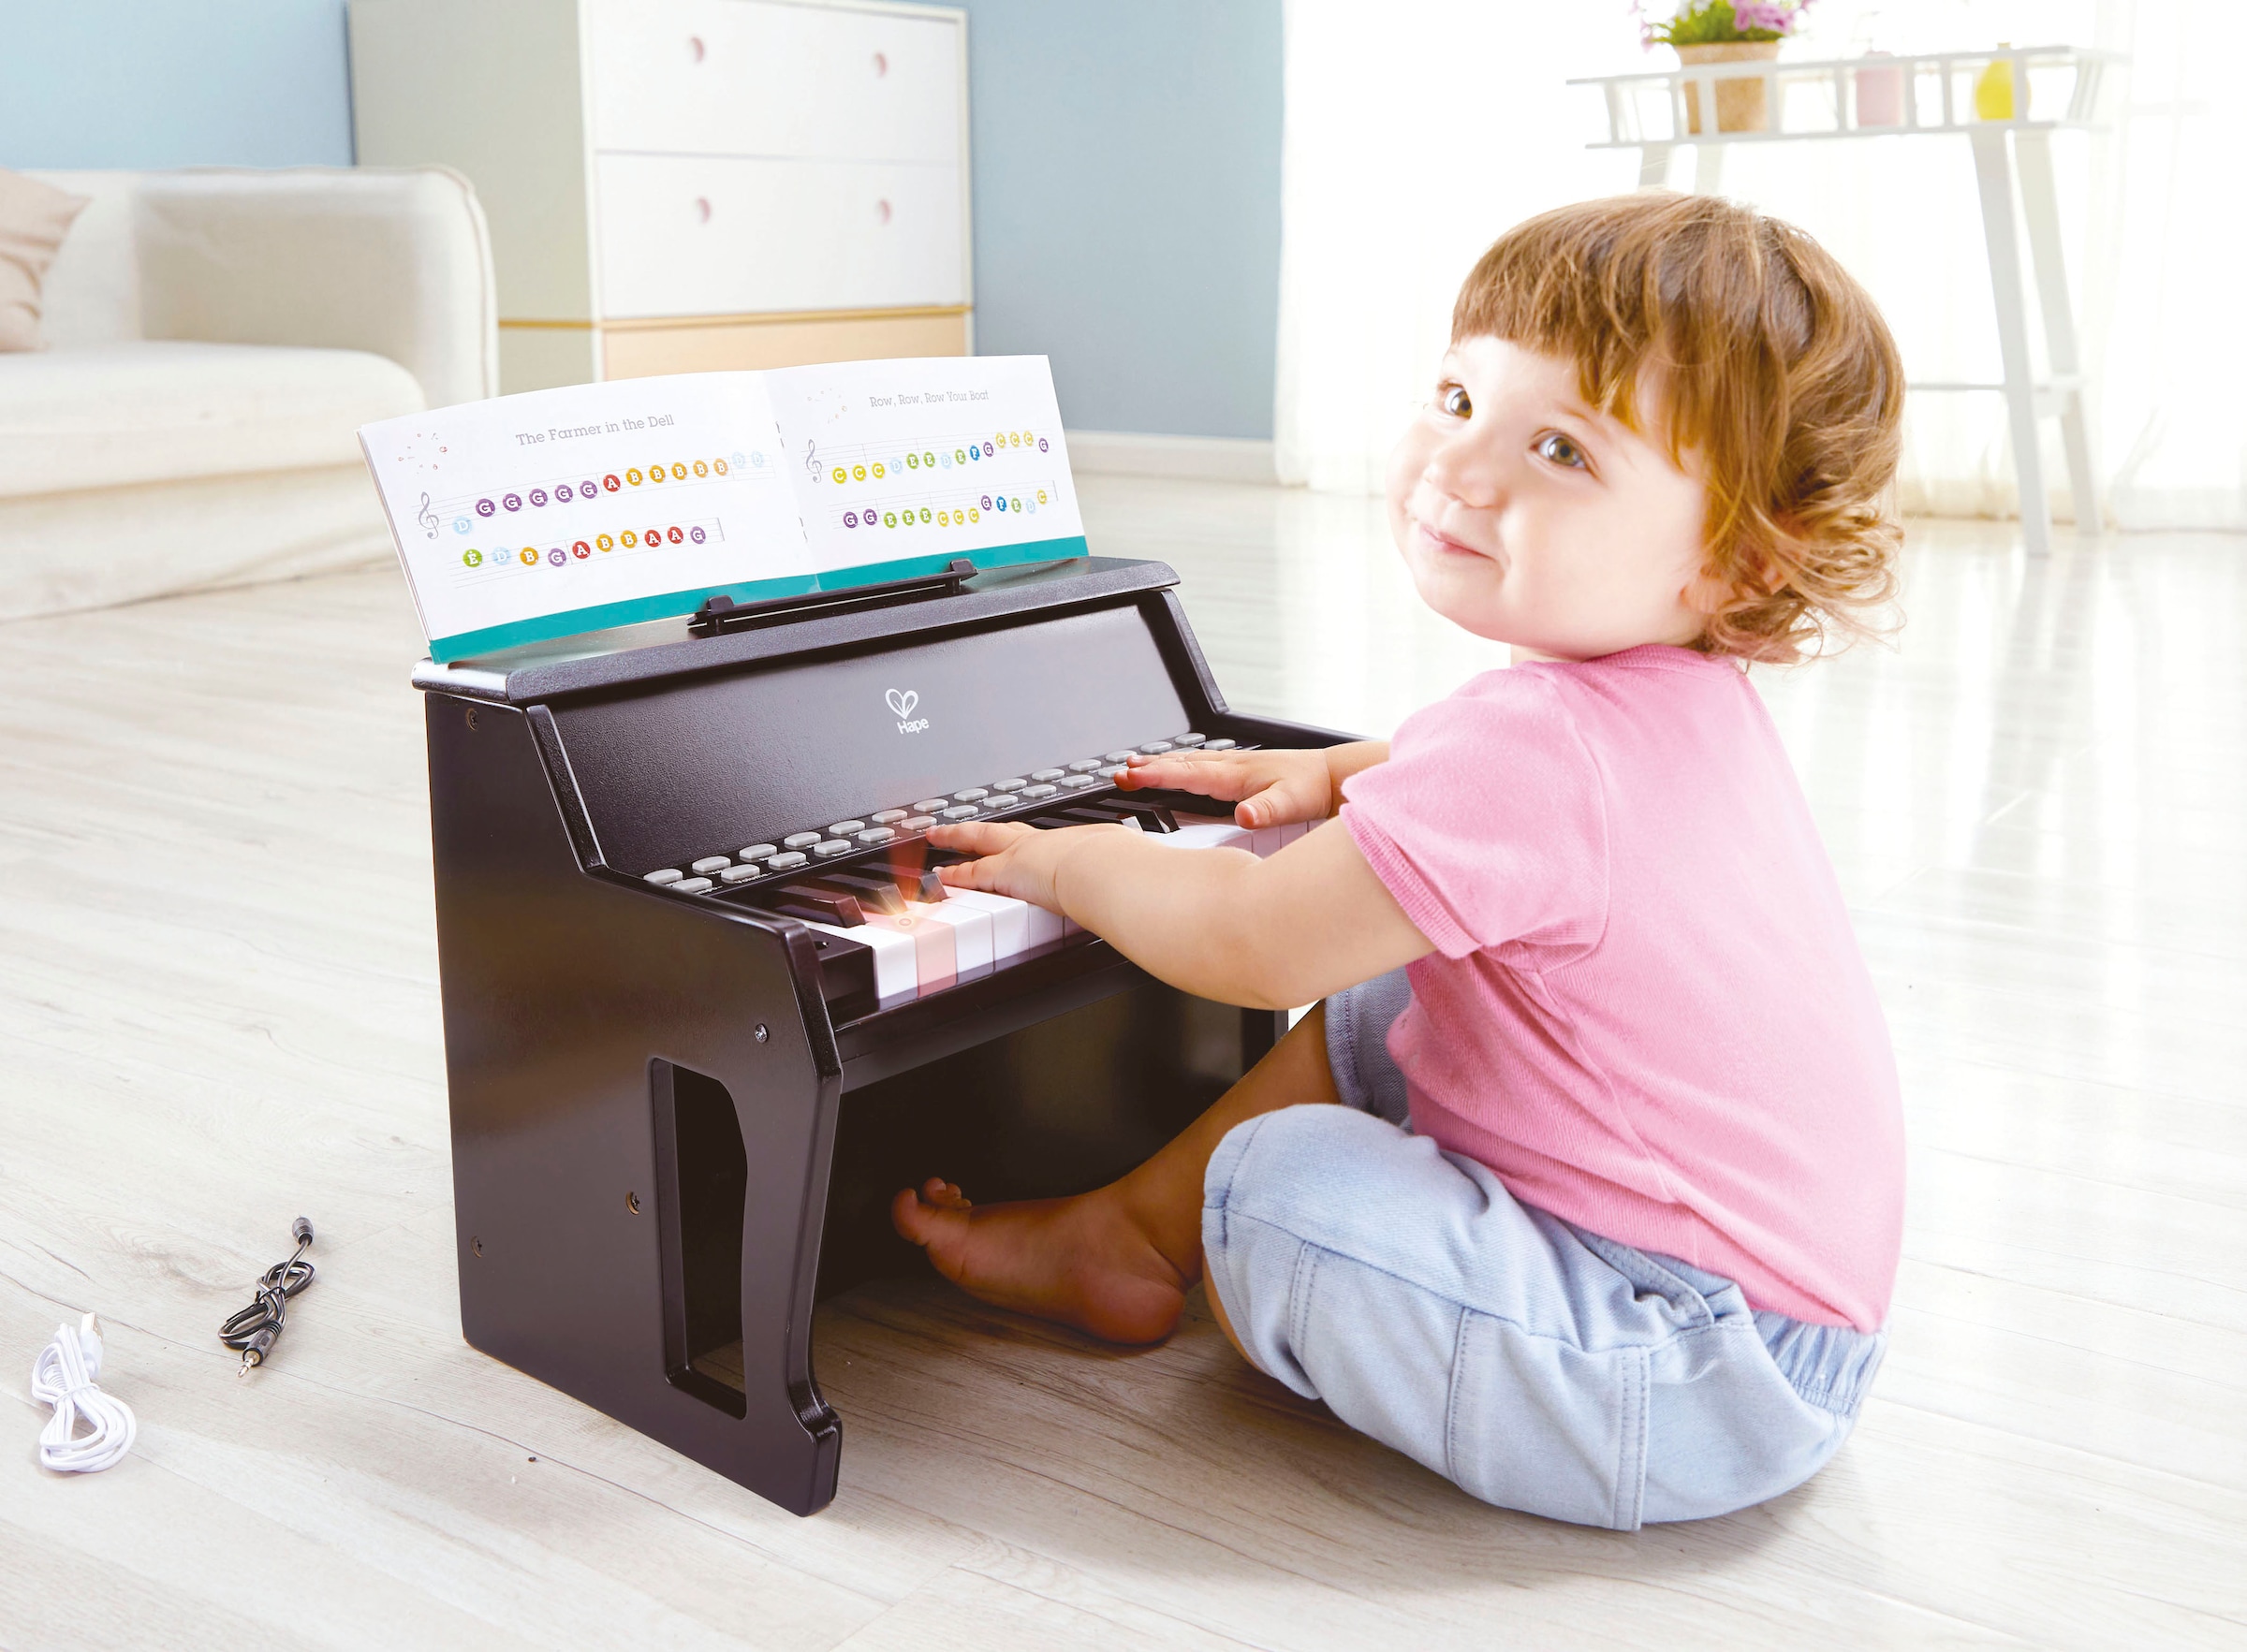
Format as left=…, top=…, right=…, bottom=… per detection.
left=3, top=167, right=495, bottom=621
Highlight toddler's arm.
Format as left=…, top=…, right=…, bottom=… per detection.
left=927, top=749, right=1428, bottom=1010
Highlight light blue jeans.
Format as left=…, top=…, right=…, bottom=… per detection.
left=1199, top=969, right=1885, bottom=1529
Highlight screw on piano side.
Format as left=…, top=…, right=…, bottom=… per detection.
left=465, top=707, right=478, bottom=732
left=754, top=1023, right=770, bottom=1044
left=625, top=1191, right=641, bottom=1214
left=472, top=1235, right=483, bottom=1256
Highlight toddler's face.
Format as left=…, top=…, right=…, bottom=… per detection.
left=1386, top=336, right=1713, bottom=662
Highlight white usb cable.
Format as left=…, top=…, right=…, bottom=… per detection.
left=31, top=1313, right=138, bottom=1473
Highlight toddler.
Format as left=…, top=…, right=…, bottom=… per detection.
left=896, top=192, right=1906, bottom=1529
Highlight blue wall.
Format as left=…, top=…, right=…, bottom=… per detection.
left=0, top=0, right=1283, bottom=440
left=0, top=0, right=354, bottom=170
left=952, top=0, right=1283, bottom=439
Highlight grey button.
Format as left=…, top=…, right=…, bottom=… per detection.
left=1029, top=768, right=1065, bottom=782
left=939, top=804, right=979, bottom=820
left=643, top=869, right=683, bottom=885
left=813, top=839, right=851, bottom=857
left=766, top=851, right=808, bottom=870
left=855, top=826, right=896, bottom=845
left=1138, top=740, right=1174, bottom=754
left=990, top=778, right=1028, bottom=792
left=1103, top=750, right=1137, bottom=763
left=691, top=855, right=730, bottom=875
left=827, top=819, right=867, bottom=836
left=1204, top=738, right=1238, bottom=751
left=900, top=815, right=937, bottom=831
left=952, top=787, right=989, bottom=802
left=1173, top=733, right=1206, bottom=747
left=871, top=810, right=909, bottom=825
left=1066, top=759, right=1106, bottom=773
left=912, top=798, right=947, bottom=814
left=982, top=795, right=1021, bottom=810
left=739, top=843, right=779, bottom=861
left=1020, top=783, right=1058, bottom=798
left=671, top=877, right=713, bottom=894
left=783, top=831, right=821, bottom=849
left=719, top=864, right=760, bottom=884
left=1058, top=774, right=1098, bottom=790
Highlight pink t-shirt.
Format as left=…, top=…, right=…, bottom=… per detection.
left=1341, top=645, right=1902, bottom=1330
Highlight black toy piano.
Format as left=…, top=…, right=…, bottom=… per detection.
left=412, top=554, right=1351, bottom=1515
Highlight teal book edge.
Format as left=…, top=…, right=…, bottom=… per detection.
left=427, top=535, right=1090, bottom=664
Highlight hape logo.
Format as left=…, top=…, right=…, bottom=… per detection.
left=886, top=688, right=929, bottom=734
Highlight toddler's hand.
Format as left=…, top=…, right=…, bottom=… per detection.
left=1117, top=747, right=1334, bottom=829
left=926, top=818, right=1132, bottom=910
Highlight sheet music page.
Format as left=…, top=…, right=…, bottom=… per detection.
left=360, top=373, right=807, bottom=661
left=764, top=355, right=1086, bottom=577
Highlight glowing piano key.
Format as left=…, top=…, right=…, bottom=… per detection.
left=935, top=886, right=1061, bottom=957
left=862, top=909, right=958, bottom=991
left=913, top=899, right=994, bottom=972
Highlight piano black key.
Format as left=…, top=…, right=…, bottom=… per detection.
left=808, top=873, right=908, bottom=917
left=892, top=865, right=947, bottom=903
left=777, top=887, right=865, bottom=925
left=1080, top=799, right=1179, bottom=833
left=1032, top=809, right=1141, bottom=831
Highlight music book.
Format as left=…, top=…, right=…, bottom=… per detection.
left=360, top=355, right=1085, bottom=662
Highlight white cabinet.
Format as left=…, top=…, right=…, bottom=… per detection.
left=349, top=0, right=972, bottom=392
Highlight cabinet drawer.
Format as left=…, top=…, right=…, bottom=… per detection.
left=586, top=0, right=962, bottom=166
left=595, top=154, right=964, bottom=317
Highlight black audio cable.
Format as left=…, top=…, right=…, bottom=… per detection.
left=219, top=1218, right=316, bottom=1376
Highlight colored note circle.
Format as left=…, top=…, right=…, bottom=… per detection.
left=980, top=494, right=992, bottom=509
left=581, top=478, right=597, bottom=495
left=572, top=540, right=591, bottom=559
left=982, top=442, right=993, bottom=457
left=995, top=497, right=1007, bottom=512
left=604, top=475, right=621, bottom=491
left=1011, top=496, right=1021, bottom=510
left=519, top=548, right=537, bottom=566
left=906, top=453, right=919, bottom=469
left=503, top=493, right=522, bottom=511
left=713, top=459, right=729, bottom=475
left=476, top=498, right=495, bottom=517
left=1038, top=437, right=1049, bottom=452
left=1036, top=489, right=1049, bottom=504
left=463, top=548, right=482, bottom=567
left=693, top=460, right=709, bottom=477
left=529, top=488, right=549, bottom=507
left=667, top=526, right=683, bottom=544
left=937, top=510, right=949, bottom=526
left=555, top=484, right=574, bottom=504
left=736, top=451, right=752, bottom=468
left=918, top=507, right=931, bottom=523
left=969, top=507, right=980, bottom=521
left=452, top=517, right=470, bottom=534
left=966, top=446, right=978, bottom=462
left=940, top=453, right=953, bottom=469
left=873, top=462, right=886, bottom=478
left=883, top=511, right=897, bottom=528
left=922, top=450, right=935, bottom=467
left=853, top=464, right=867, bottom=481
left=646, top=463, right=665, bottom=484
left=670, top=462, right=686, bottom=481
left=647, top=525, right=661, bottom=543
left=831, top=467, right=845, bottom=484
left=690, top=525, right=706, bottom=543
left=622, top=530, right=639, bottom=548
left=625, top=468, right=642, bottom=486
left=546, top=548, right=565, bottom=566
left=597, top=534, right=614, bottom=551
left=844, top=510, right=859, bottom=528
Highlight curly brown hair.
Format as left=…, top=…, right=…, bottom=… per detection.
left=1452, top=193, right=1904, bottom=664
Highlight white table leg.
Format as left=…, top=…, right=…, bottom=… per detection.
left=2015, top=129, right=2100, bottom=532
left=1969, top=125, right=2051, bottom=557
left=1693, top=141, right=1726, bottom=195
left=1638, top=142, right=1673, bottom=190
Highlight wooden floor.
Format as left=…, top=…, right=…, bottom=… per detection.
left=2, top=481, right=2242, bottom=1648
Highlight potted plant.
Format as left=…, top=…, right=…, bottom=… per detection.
left=1638, top=1, right=1815, bottom=134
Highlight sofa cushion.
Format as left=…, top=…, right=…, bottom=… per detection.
left=0, top=340, right=425, bottom=499
left=0, top=168, right=90, bottom=352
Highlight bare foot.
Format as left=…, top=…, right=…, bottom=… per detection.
left=890, top=1177, right=1191, bottom=1345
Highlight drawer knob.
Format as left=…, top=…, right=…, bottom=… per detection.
left=873, top=51, right=888, bottom=77
left=874, top=198, right=891, bottom=225
left=696, top=197, right=712, bottom=224
left=688, top=34, right=705, bottom=63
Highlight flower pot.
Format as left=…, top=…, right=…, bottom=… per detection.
left=1677, top=40, right=1782, bottom=135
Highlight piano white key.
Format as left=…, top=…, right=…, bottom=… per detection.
left=935, top=887, right=1032, bottom=958
left=913, top=898, right=994, bottom=973
left=804, top=919, right=918, bottom=1001
left=863, top=909, right=958, bottom=991
left=1160, top=819, right=1256, bottom=853
left=1249, top=825, right=1287, bottom=857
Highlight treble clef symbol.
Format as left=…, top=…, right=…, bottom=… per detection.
left=416, top=491, right=438, bottom=540
left=803, top=439, right=820, bottom=480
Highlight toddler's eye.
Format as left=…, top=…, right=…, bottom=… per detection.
left=1437, top=384, right=1472, bottom=418
left=1536, top=431, right=1588, bottom=470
